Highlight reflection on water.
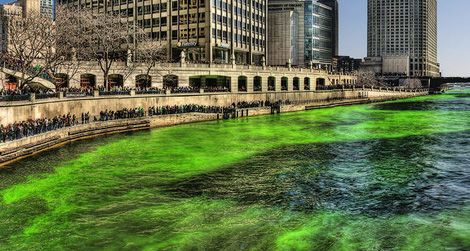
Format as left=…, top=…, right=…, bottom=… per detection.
left=167, top=131, right=469, bottom=216
left=0, top=91, right=469, bottom=250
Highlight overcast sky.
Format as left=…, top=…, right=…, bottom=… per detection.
left=1, top=0, right=468, bottom=76
left=340, top=0, right=470, bottom=77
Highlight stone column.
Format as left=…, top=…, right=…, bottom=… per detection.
left=178, top=75, right=190, bottom=87
left=261, top=76, right=268, bottom=92
left=124, top=75, right=135, bottom=88
left=151, top=75, right=164, bottom=89
left=230, top=77, right=238, bottom=93
left=275, top=76, right=282, bottom=92
left=246, top=76, right=254, bottom=93
left=287, top=77, right=293, bottom=92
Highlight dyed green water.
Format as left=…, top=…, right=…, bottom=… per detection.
left=1, top=90, right=469, bottom=250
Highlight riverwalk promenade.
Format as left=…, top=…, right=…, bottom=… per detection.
left=0, top=88, right=428, bottom=166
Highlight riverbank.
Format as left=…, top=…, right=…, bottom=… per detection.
left=0, top=89, right=427, bottom=166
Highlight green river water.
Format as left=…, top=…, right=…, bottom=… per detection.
left=0, top=89, right=469, bottom=250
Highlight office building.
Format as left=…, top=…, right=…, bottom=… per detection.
left=267, top=0, right=338, bottom=68
left=58, top=0, right=268, bottom=65
left=333, top=56, right=362, bottom=73
left=367, top=0, right=439, bottom=77
left=0, top=2, right=22, bottom=53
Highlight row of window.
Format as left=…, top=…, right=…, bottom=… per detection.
left=211, top=28, right=265, bottom=47
left=213, top=0, right=265, bottom=12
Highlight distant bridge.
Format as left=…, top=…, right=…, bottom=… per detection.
left=426, top=77, right=470, bottom=93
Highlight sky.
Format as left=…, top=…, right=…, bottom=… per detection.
left=340, top=0, right=470, bottom=77
left=1, top=0, right=468, bottom=77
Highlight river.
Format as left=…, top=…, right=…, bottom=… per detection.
left=0, top=89, right=469, bottom=250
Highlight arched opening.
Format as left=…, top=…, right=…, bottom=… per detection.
left=253, top=76, right=262, bottom=92
left=268, top=76, right=276, bottom=91
left=281, top=77, right=288, bottom=91
left=304, top=77, right=311, bottom=90
left=108, top=74, right=124, bottom=88
left=136, top=74, right=152, bottom=89
left=189, top=75, right=231, bottom=92
left=80, top=74, right=96, bottom=88
left=293, top=77, right=300, bottom=91
left=163, top=75, right=179, bottom=89
left=54, top=73, right=69, bottom=89
left=4, top=75, right=18, bottom=90
left=238, top=76, right=247, bottom=92
left=316, top=78, right=325, bottom=87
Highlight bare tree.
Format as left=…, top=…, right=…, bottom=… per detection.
left=356, top=70, right=384, bottom=87
left=75, top=9, right=133, bottom=89
left=46, top=6, right=91, bottom=89
left=133, top=31, right=168, bottom=87
left=400, top=78, right=423, bottom=89
left=1, top=11, right=56, bottom=88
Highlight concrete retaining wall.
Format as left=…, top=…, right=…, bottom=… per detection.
left=0, top=89, right=427, bottom=125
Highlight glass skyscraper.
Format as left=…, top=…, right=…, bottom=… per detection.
left=268, top=0, right=338, bottom=68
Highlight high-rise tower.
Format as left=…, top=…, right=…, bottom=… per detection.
left=367, top=0, right=439, bottom=77
left=267, top=0, right=338, bottom=69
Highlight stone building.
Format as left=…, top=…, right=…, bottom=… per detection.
left=367, top=0, right=440, bottom=77
left=332, top=56, right=362, bottom=73
left=58, top=0, right=268, bottom=65
left=0, top=2, right=22, bottom=53
left=267, top=0, right=338, bottom=69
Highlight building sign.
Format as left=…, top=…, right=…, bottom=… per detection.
left=269, top=3, right=303, bottom=11
left=216, top=43, right=230, bottom=49
left=179, top=41, right=198, bottom=48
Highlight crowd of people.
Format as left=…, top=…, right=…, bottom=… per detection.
left=171, top=86, right=200, bottom=94
left=97, top=86, right=133, bottom=95
left=0, top=114, right=79, bottom=143
left=316, top=84, right=376, bottom=91
left=148, top=104, right=231, bottom=116
left=0, top=100, right=283, bottom=143
left=235, top=100, right=269, bottom=109
left=99, top=108, right=145, bottom=121
left=61, top=87, right=94, bottom=97
left=135, top=87, right=165, bottom=94
left=204, top=86, right=230, bottom=93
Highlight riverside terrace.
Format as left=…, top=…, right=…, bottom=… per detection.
left=1, top=62, right=357, bottom=91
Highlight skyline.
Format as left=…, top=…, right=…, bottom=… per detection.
left=1, top=0, right=469, bottom=76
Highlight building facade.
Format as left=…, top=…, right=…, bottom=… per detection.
left=0, top=2, right=22, bottom=53
left=332, top=56, right=362, bottom=73
left=58, top=0, right=267, bottom=65
left=267, top=0, right=338, bottom=68
left=367, top=0, right=439, bottom=77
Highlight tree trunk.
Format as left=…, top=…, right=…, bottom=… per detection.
left=103, top=74, right=109, bottom=90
